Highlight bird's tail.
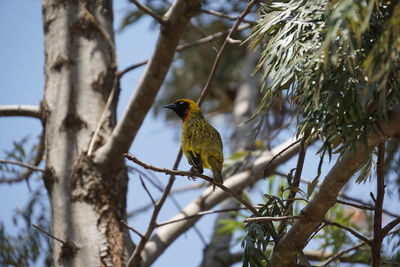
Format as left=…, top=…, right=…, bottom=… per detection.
left=212, top=168, right=223, bottom=185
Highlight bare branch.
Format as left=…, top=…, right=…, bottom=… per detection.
left=271, top=105, right=400, bottom=266
left=264, top=138, right=302, bottom=176
left=127, top=183, right=203, bottom=219
left=336, top=199, right=374, bottom=211
left=124, top=153, right=261, bottom=217
left=317, top=241, right=366, bottom=267
left=32, top=224, right=67, bottom=245
left=129, top=0, right=166, bottom=24
left=138, top=136, right=301, bottom=266
left=139, top=175, right=156, bottom=206
left=0, top=105, right=41, bottom=119
left=157, top=207, right=247, bottom=228
left=127, top=163, right=178, bottom=267
left=0, top=159, right=45, bottom=173
left=244, top=216, right=300, bottom=222
left=87, top=77, right=118, bottom=156
left=94, top=0, right=202, bottom=166
left=117, top=23, right=252, bottom=78
left=197, top=0, right=259, bottom=106
left=381, top=216, right=400, bottom=237
left=372, top=143, right=385, bottom=267
left=121, top=220, right=145, bottom=239
left=323, top=220, right=371, bottom=245
left=201, top=9, right=255, bottom=24
left=338, top=194, right=400, bottom=218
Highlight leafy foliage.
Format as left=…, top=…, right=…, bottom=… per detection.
left=249, top=0, right=400, bottom=157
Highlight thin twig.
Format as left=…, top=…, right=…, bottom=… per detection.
left=32, top=224, right=66, bottom=245
left=339, top=194, right=399, bottom=218
left=87, top=77, right=118, bottom=156
left=278, top=133, right=308, bottom=235
left=372, top=143, right=385, bottom=267
left=264, top=138, right=302, bottom=176
left=197, top=0, right=259, bottom=106
left=117, top=23, right=252, bottom=78
left=157, top=207, right=248, bottom=227
left=323, top=220, right=371, bottom=246
left=201, top=9, right=255, bottom=24
left=129, top=0, right=166, bottom=24
left=127, top=183, right=204, bottom=218
left=243, top=215, right=300, bottom=223
left=121, top=220, right=145, bottom=239
left=336, top=199, right=375, bottom=211
left=0, top=159, right=46, bottom=172
left=139, top=175, right=156, bottom=206
left=317, top=241, right=366, bottom=267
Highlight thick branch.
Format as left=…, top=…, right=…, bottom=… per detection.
left=94, top=0, right=202, bottom=165
left=271, top=105, right=400, bottom=266
left=0, top=105, right=41, bottom=119
left=137, top=137, right=300, bottom=266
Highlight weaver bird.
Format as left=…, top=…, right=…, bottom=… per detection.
left=164, top=99, right=224, bottom=184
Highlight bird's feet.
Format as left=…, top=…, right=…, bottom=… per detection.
left=188, top=167, right=200, bottom=181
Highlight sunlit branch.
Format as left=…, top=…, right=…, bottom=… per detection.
left=0, top=105, right=41, bottom=119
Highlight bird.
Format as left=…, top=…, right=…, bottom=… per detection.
left=164, top=99, right=224, bottom=184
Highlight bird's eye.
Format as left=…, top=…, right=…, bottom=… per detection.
left=179, top=100, right=184, bottom=105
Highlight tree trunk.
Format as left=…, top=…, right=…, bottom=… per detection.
left=42, top=0, right=132, bottom=266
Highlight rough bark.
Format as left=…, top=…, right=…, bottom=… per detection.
left=139, top=137, right=301, bottom=266
left=271, top=105, right=400, bottom=266
left=42, top=0, right=131, bottom=266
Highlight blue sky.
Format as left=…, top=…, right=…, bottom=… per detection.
left=1, top=1, right=399, bottom=266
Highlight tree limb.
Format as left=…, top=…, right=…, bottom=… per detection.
left=136, top=136, right=300, bottom=266
left=271, top=105, right=400, bottom=266
left=0, top=105, right=41, bottom=119
left=94, top=0, right=202, bottom=165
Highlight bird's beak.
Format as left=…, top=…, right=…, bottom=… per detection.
left=163, top=103, right=178, bottom=111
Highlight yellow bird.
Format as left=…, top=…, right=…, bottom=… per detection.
left=164, top=99, right=224, bottom=184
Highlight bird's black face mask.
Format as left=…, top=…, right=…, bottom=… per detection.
left=163, top=100, right=189, bottom=119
